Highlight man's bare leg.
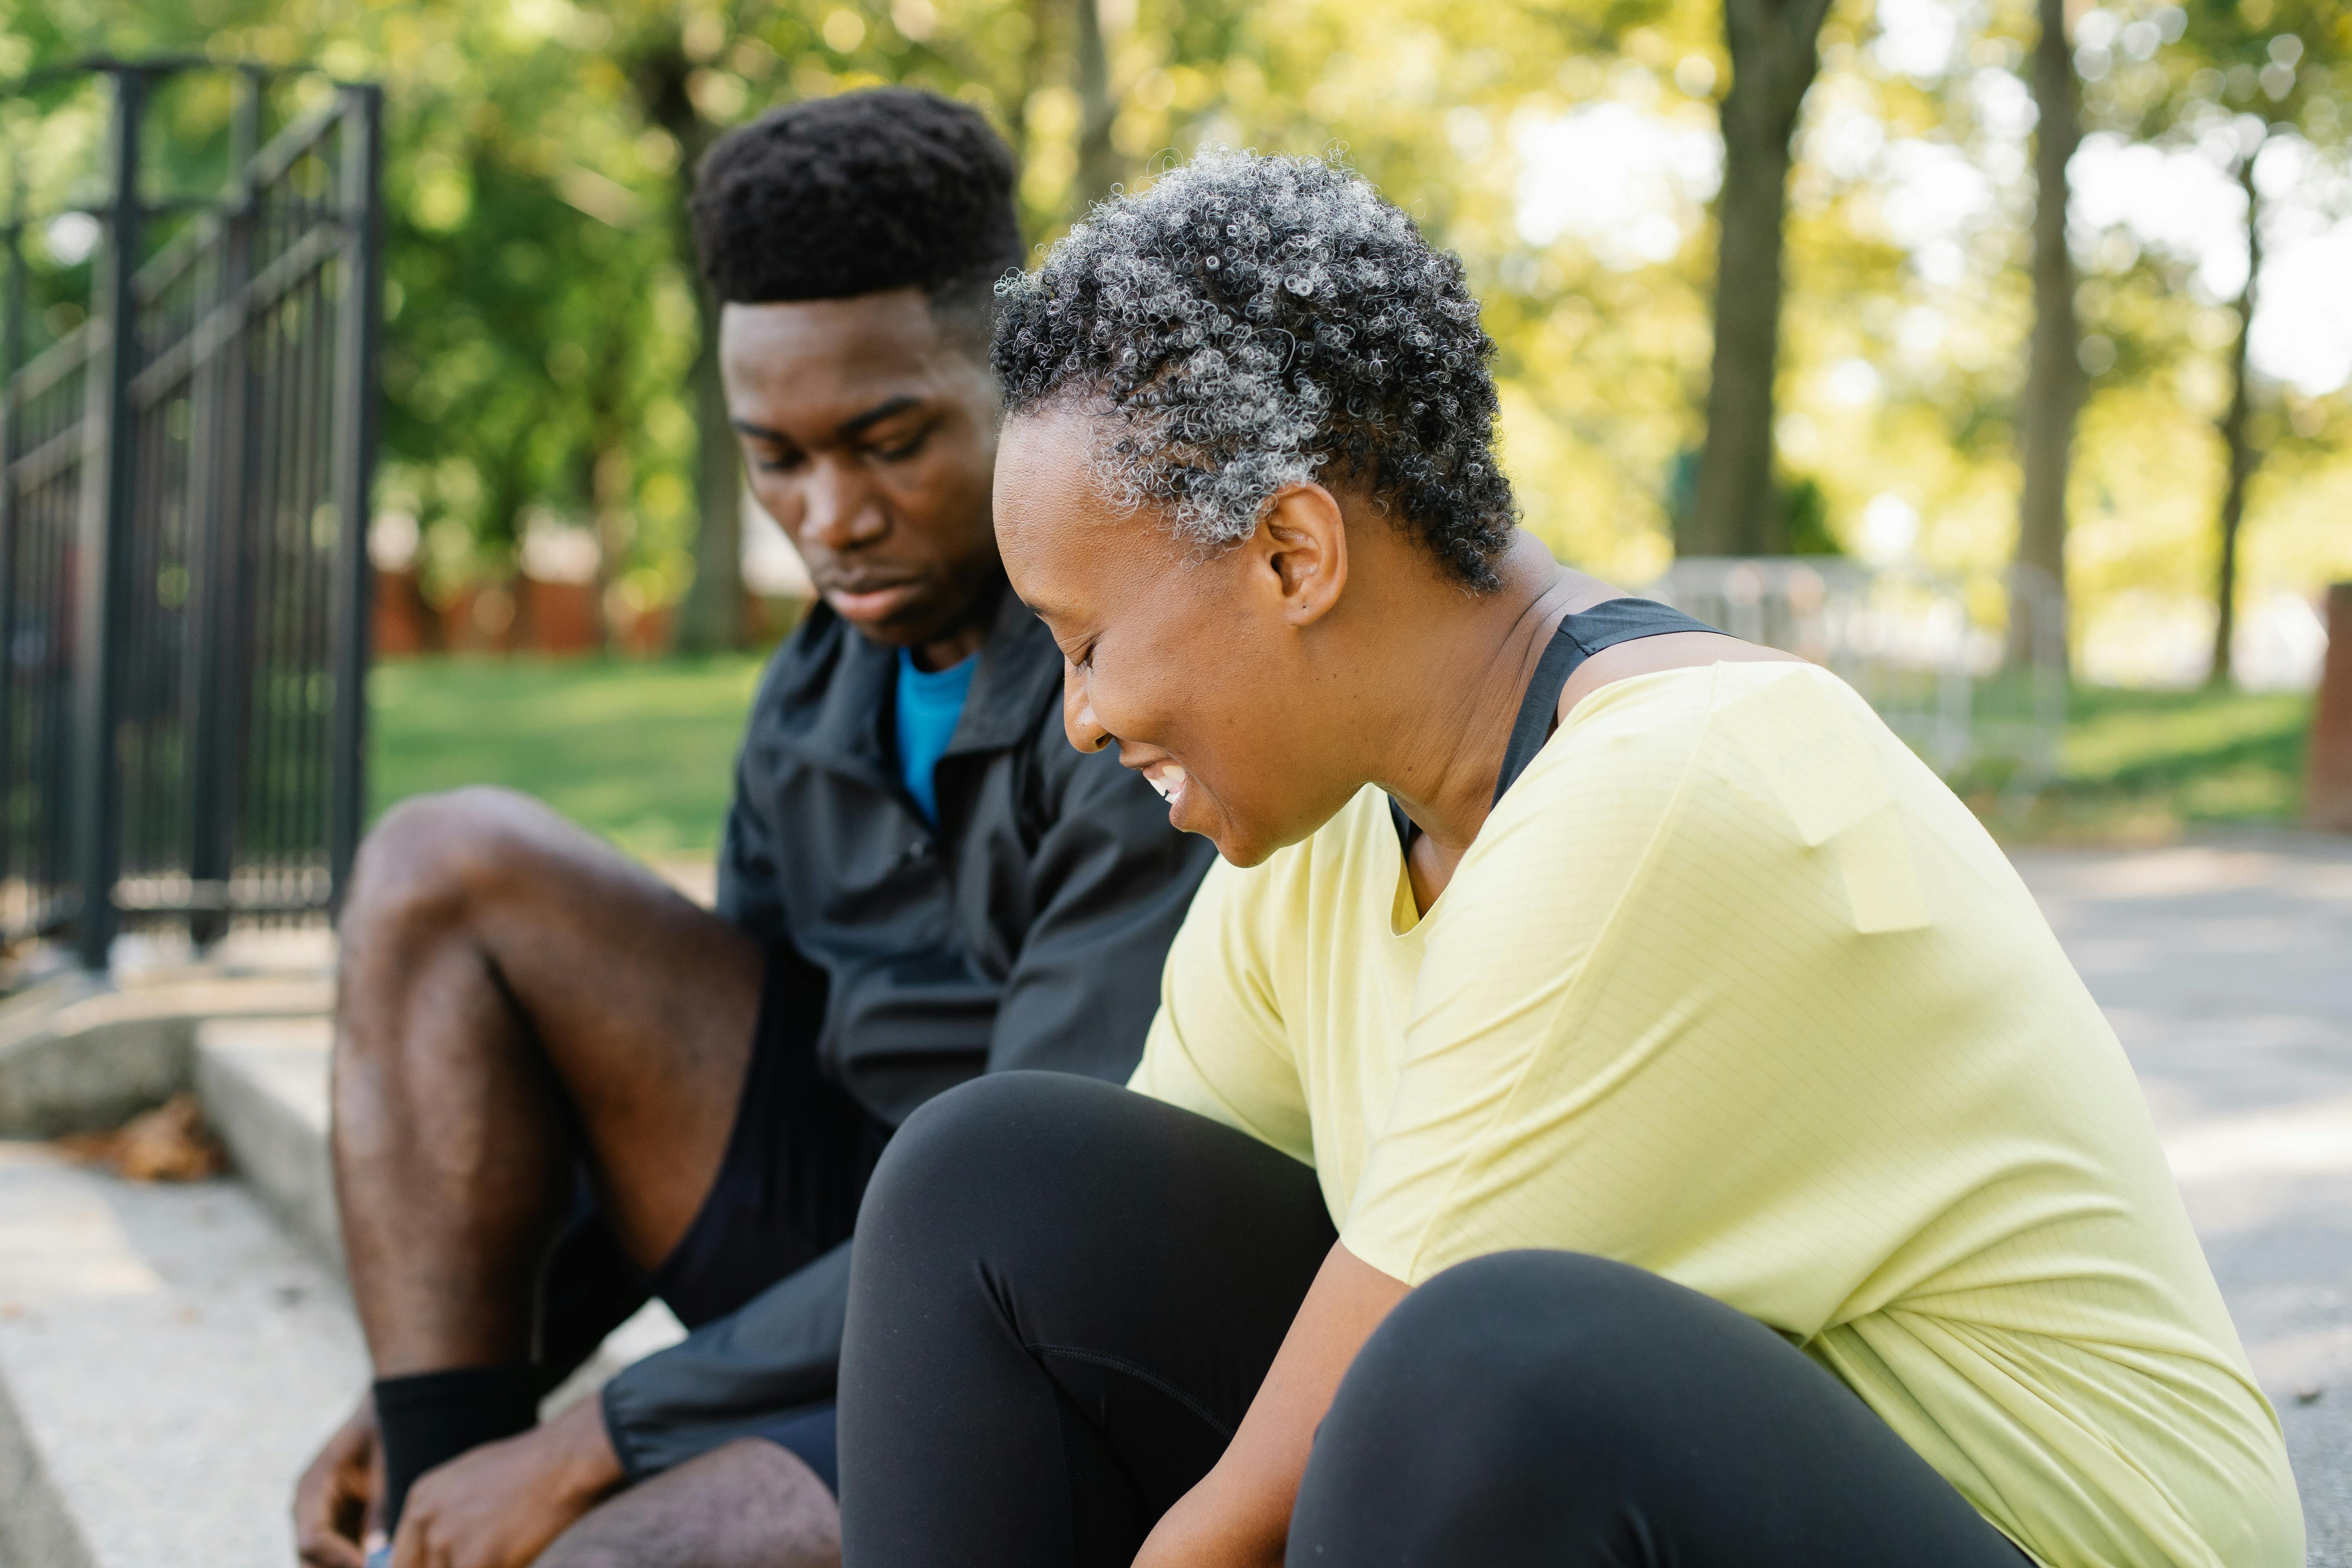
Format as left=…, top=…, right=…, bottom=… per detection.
left=304, top=787, right=773, bottom=1564
left=535, top=1440, right=840, bottom=1568
left=333, top=786, right=761, bottom=1374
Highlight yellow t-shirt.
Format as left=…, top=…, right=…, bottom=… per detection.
left=1131, top=661, right=2301, bottom=1568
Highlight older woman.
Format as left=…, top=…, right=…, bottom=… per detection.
left=833, top=152, right=2302, bottom=1568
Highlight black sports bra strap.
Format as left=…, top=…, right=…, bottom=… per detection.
left=1388, top=596, right=1722, bottom=852
left=1491, top=597, right=1720, bottom=805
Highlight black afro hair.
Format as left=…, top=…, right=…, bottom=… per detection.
left=691, top=87, right=1024, bottom=309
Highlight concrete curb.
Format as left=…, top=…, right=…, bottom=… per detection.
left=0, top=1353, right=99, bottom=1568
left=0, top=973, right=333, bottom=1138
left=194, top=1016, right=341, bottom=1269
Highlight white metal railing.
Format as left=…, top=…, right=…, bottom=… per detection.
left=1641, top=558, right=2068, bottom=787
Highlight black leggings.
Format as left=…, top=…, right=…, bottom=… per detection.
left=838, top=1073, right=2034, bottom=1568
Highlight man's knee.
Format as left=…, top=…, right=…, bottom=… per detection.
left=342, top=786, right=562, bottom=950
left=535, top=1438, right=840, bottom=1568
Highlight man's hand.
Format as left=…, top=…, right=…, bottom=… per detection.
left=296, top=1394, right=385, bottom=1568
left=390, top=1395, right=625, bottom=1568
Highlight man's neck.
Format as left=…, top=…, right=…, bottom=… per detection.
left=906, top=577, right=1005, bottom=671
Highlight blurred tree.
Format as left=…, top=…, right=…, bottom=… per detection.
left=6, top=0, right=2346, bottom=687
left=1071, top=0, right=1122, bottom=212
left=2013, top=0, right=2082, bottom=673
left=2087, top=0, right=2349, bottom=684
left=1684, top=0, right=1838, bottom=555
left=626, top=20, right=740, bottom=653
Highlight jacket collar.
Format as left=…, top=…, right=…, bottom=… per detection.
left=776, top=580, right=1059, bottom=775
left=948, top=583, right=1062, bottom=756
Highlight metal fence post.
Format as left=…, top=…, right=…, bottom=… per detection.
left=71, top=67, right=145, bottom=969
left=180, top=70, right=263, bottom=947
left=325, top=84, right=381, bottom=901
left=0, top=167, right=23, bottom=901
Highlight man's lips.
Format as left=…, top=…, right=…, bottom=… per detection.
left=823, top=579, right=920, bottom=617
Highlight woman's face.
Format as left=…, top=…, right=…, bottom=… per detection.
left=993, top=405, right=1361, bottom=866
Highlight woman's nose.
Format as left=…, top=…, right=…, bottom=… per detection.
left=1062, top=662, right=1110, bottom=753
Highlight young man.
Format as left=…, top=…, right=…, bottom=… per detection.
left=292, top=90, right=1212, bottom=1568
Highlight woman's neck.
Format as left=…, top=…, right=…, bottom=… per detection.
left=1350, top=535, right=1613, bottom=907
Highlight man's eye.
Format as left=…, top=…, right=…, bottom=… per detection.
left=870, top=426, right=931, bottom=462
left=755, top=449, right=804, bottom=474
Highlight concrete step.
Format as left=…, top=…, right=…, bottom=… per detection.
left=0, top=1142, right=366, bottom=1568
left=0, top=969, right=335, bottom=1139
left=195, top=1016, right=340, bottom=1267
left=0, top=1015, right=685, bottom=1568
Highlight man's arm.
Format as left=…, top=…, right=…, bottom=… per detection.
left=1135, top=1244, right=1410, bottom=1568
left=987, top=740, right=1216, bottom=1079
left=595, top=1242, right=854, bottom=1481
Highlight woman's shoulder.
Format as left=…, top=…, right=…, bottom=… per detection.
left=1539, top=659, right=1904, bottom=794
left=1489, top=659, right=1960, bottom=877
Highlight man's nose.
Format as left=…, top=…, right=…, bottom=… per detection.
left=1062, top=662, right=1111, bottom=753
left=802, top=460, right=886, bottom=551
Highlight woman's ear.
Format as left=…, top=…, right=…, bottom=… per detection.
left=1257, top=483, right=1349, bottom=628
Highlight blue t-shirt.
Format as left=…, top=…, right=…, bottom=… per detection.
left=893, top=648, right=978, bottom=824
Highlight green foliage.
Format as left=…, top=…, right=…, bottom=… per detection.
left=1781, top=473, right=1842, bottom=554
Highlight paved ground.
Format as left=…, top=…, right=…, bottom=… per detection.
left=2015, top=833, right=2352, bottom=1563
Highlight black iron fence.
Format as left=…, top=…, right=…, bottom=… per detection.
left=1, top=63, right=379, bottom=967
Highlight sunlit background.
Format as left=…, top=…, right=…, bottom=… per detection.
left=3, top=0, right=2346, bottom=849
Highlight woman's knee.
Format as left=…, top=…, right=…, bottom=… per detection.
left=1330, top=1251, right=1750, bottom=1458
left=859, top=1072, right=1134, bottom=1251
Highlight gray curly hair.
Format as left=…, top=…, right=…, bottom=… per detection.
left=991, top=150, right=1517, bottom=590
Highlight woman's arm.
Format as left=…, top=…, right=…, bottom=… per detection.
left=1133, top=1243, right=1411, bottom=1568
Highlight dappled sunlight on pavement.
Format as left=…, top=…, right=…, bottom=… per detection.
left=2014, top=833, right=2352, bottom=1562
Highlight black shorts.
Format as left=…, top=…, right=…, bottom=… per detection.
left=651, top=943, right=889, bottom=1329
left=550, top=942, right=886, bottom=1492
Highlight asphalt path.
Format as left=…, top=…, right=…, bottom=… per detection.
left=2014, top=833, right=2352, bottom=1564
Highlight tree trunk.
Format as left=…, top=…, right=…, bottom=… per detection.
left=1684, top=0, right=1833, bottom=557
left=638, top=49, right=744, bottom=655
left=1072, top=0, right=1122, bottom=217
left=2209, top=152, right=2263, bottom=688
left=2011, top=0, right=2081, bottom=674
left=676, top=324, right=744, bottom=653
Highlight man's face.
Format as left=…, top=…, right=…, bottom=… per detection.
left=720, top=289, right=1004, bottom=651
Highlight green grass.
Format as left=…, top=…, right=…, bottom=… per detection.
left=371, top=657, right=2318, bottom=857
left=1970, top=683, right=2313, bottom=843
left=370, top=655, right=767, bottom=858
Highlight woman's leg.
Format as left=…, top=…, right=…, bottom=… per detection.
left=838, top=1072, right=1338, bottom=1568
left=1290, top=1251, right=2033, bottom=1567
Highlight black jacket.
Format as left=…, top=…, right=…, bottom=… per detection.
left=592, top=588, right=1213, bottom=1477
